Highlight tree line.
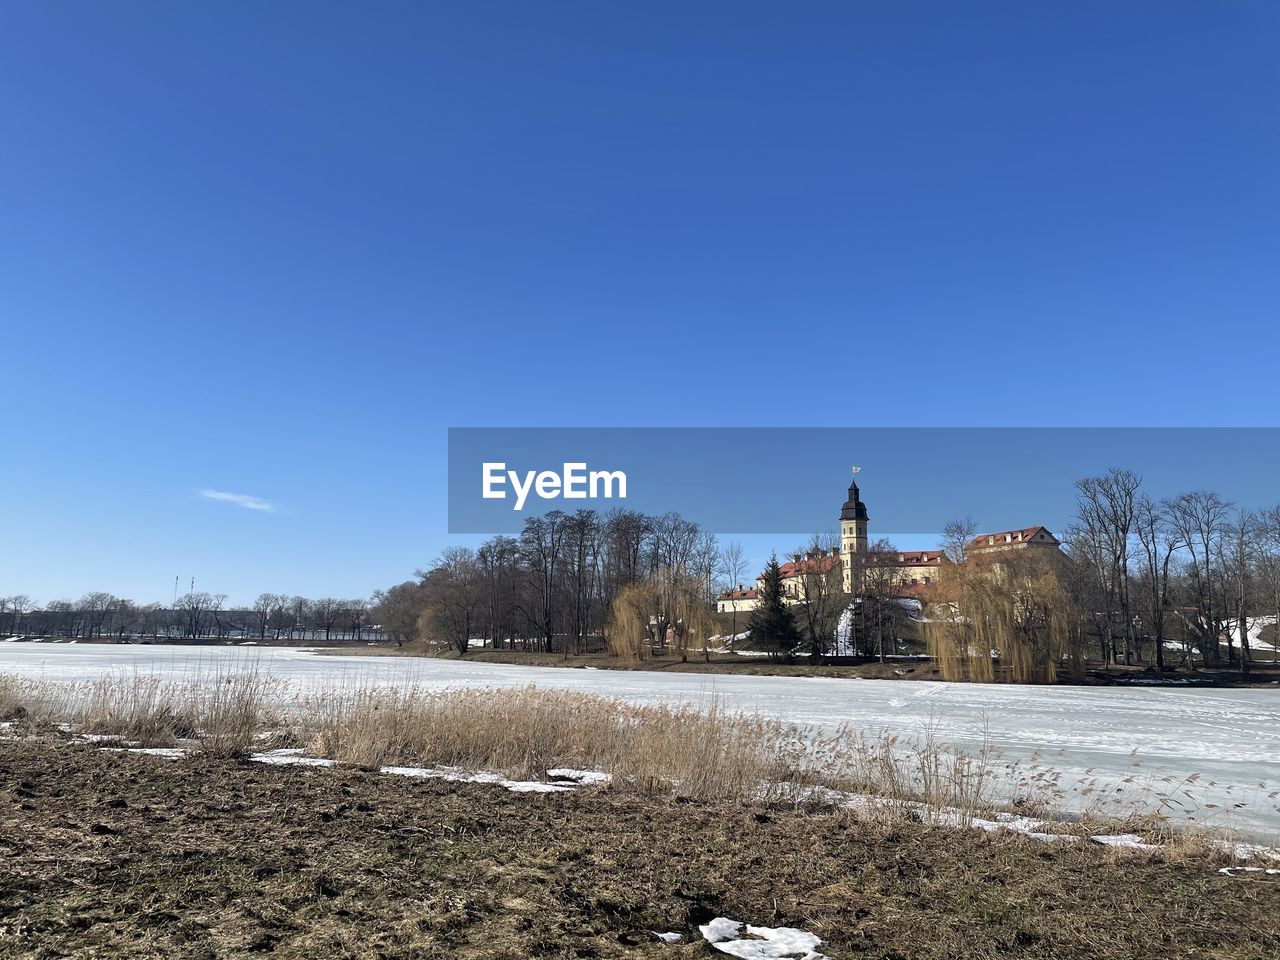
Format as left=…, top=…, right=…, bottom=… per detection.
left=925, top=469, right=1280, bottom=681
left=0, top=591, right=385, bottom=643
left=377, top=508, right=723, bottom=655
left=1061, top=469, right=1280, bottom=671
left=10, top=469, right=1280, bottom=677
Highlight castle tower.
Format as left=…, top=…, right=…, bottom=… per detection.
left=839, top=471, right=869, bottom=593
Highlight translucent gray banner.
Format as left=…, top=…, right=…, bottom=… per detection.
left=448, top=427, right=1280, bottom=535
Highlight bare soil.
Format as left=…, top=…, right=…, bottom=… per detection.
left=1, top=738, right=1277, bottom=958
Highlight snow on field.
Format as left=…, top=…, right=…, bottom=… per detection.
left=699, top=917, right=826, bottom=959
left=546, top=768, right=613, bottom=785
left=1087, top=833, right=1162, bottom=851
left=1219, top=866, right=1280, bottom=876
left=3, top=643, right=1279, bottom=838
left=99, top=746, right=188, bottom=759
left=250, top=748, right=336, bottom=767
left=379, top=765, right=574, bottom=793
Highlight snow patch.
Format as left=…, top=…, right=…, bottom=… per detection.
left=699, top=917, right=826, bottom=959
left=99, top=746, right=187, bottom=759
left=546, top=768, right=612, bottom=785
left=380, top=765, right=574, bottom=793
left=1218, top=866, right=1280, bottom=877
left=652, top=931, right=683, bottom=943
left=1089, top=833, right=1161, bottom=851
left=74, top=733, right=134, bottom=745
left=1220, top=841, right=1280, bottom=862
left=249, top=748, right=336, bottom=767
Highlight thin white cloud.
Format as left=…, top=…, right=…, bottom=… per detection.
left=199, top=489, right=275, bottom=513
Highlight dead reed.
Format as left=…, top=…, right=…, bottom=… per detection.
left=1, top=670, right=1274, bottom=860
left=305, top=685, right=804, bottom=801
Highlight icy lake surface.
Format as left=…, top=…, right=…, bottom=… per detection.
left=5, top=643, right=1279, bottom=839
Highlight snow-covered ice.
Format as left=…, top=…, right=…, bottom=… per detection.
left=4, top=642, right=1278, bottom=837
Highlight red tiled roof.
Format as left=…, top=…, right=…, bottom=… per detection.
left=896, top=582, right=931, bottom=598
left=717, top=587, right=759, bottom=601
left=867, top=550, right=944, bottom=566
left=968, top=526, right=1058, bottom=548
left=775, top=554, right=840, bottom=579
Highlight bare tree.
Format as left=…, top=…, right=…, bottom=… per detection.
left=79, top=592, right=116, bottom=640
left=942, top=517, right=978, bottom=565
left=861, top=541, right=908, bottom=662
left=1257, top=506, right=1280, bottom=664
left=792, top=535, right=845, bottom=661
left=267, top=594, right=292, bottom=640
left=252, top=593, right=282, bottom=640
left=1134, top=495, right=1180, bottom=670
left=716, top=540, right=749, bottom=644
left=476, top=536, right=521, bottom=649
left=208, top=594, right=230, bottom=638
left=419, top=547, right=485, bottom=655
left=563, top=510, right=603, bottom=656
left=1166, top=491, right=1233, bottom=666
left=347, top=597, right=370, bottom=641
left=175, top=592, right=216, bottom=639
left=519, top=511, right=567, bottom=653
left=110, top=598, right=143, bottom=640
left=6, top=595, right=31, bottom=635
left=1075, top=469, right=1141, bottom=664
left=1221, top=510, right=1258, bottom=672
left=310, top=598, right=343, bottom=643
left=289, top=596, right=310, bottom=641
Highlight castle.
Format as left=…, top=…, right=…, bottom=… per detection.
left=715, top=473, right=1060, bottom=613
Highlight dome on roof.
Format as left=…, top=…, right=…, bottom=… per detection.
left=840, top=478, right=868, bottom=522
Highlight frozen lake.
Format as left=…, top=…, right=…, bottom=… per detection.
left=4, top=642, right=1279, bottom=839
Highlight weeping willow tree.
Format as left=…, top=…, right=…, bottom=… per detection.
left=926, top=551, right=1083, bottom=683
left=608, top=566, right=716, bottom=662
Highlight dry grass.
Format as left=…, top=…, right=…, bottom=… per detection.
left=0, top=670, right=276, bottom=756
left=0, top=672, right=999, bottom=808
left=1, top=670, right=1274, bottom=861
left=307, top=685, right=805, bottom=801
left=803, top=722, right=999, bottom=814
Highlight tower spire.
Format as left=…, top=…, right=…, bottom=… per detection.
left=839, top=469, right=869, bottom=593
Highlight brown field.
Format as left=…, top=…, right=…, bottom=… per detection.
left=1, top=672, right=1277, bottom=958
left=2, top=738, right=1279, bottom=959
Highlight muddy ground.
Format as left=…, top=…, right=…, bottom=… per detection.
left=0, top=739, right=1276, bottom=959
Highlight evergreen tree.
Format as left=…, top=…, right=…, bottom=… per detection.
left=746, top=553, right=801, bottom=659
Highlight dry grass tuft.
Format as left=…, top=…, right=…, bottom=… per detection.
left=306, top=685, right=803, bottom=801
left=0, top=670, right=278, bottom=755
left=78, top=675, right=195, bottom=745
left=804, top=723, right=999, bottom=815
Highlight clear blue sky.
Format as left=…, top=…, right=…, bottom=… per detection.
left=2, top=2, right=1277, bottom=606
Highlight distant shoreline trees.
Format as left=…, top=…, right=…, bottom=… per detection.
left=7, top=469, right=1280, bottom=680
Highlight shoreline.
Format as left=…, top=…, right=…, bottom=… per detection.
left=6, top=636, right=1280, bottom=688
